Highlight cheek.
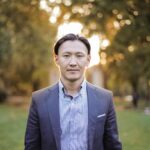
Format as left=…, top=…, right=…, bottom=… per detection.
left=57, top=58, right=68, bottom=66
left=79, top=60, right=89, bottom=67
left=58, top=62, right=68, bottom=71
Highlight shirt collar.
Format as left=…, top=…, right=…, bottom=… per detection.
left=59, top=79, right=87, bottom=98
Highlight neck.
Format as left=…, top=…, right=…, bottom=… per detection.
left=60, top=77, right=84, bottom=96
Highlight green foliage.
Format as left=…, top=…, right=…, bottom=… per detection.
left=0, top=0, right=57, bottom=95
left=0, top=0, right=149, bottom=96
left=47, top=0, right=150, bottom=96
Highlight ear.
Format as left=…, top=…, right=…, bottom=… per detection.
left=87, top=55, right=91, bottom=66
left=54, top=55, right=59, bottom=65
left=88, top=55, right=91, bottom=62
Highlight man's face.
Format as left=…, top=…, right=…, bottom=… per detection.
left=55, top=40, right=91, bottom=82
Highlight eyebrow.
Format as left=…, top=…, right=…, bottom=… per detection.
left=62, top=51, right=85, bottom=54
left=76, top=52, right=85, bottom=54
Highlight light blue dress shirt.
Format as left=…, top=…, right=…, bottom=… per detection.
left=59, top=80, right=88, bottom=150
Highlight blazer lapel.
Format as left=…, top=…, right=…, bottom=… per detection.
left=46, top=83, right=61, bottom=150
left=46, top=82, right=99, bottom=150
left=87, top=82, right=100, bottom=150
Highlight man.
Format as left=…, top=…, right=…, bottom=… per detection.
left=25, top=33, right=122, bottom=150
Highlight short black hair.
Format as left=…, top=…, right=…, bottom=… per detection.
left=54, top=33, right=91, bottom=55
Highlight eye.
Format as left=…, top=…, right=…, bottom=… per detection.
left=77, top=54, right=84, bottom=58
left=63, top=54, right=70, bottom=58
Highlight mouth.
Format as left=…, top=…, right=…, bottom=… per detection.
left=67, top=69, right=79, bottom=72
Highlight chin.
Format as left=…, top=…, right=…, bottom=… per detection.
left=67, top=76, right=81, bottom=82
left=68, top=78, right=79, bottom=82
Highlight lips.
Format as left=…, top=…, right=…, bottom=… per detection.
left=67, top=69, right=79, bottom=71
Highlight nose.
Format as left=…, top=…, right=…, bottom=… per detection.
left=69, top=56, right=77, bottom=66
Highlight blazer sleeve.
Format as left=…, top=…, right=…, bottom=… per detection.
left=24, top=97, right=41, bottom=150
left=103, top=93, right=122, bottom=150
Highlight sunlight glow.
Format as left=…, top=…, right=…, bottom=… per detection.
left=57, top=22, right=83, bottom=39
left=40, top=0, right=52, bottom=12
left=49, top=0, right=56, bottom=2
left=57, top=22, right=100, bottom=67
left=128, top=45, right=135, bottom=52
left=88, top=35, right=100, bottom=67
left=101, top=39, right=110, bottom=50
left=40, top=1, right=109, bottom=67
left=49, top=6, right=61, bottom=23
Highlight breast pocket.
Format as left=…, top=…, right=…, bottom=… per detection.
left=95, top=116, right=106, bottom=138
left=96, top=116, right=106, bottom=126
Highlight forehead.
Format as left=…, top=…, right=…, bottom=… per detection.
left=58, top=40, right=88, bottom=54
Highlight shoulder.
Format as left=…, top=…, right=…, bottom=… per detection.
left=87, top=82, right=112, bottom=96
left=86, top=82, right=114, bottom=112
left=32, top=83, right=58, bottom=102
left=86, top=82, right=113, bottom=105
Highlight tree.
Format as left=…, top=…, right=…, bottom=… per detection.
left=0, top=0, right=57, bottom=97
left=104, top=0, right=150, bottom=106
left=46, top=0, right=150, bottom=106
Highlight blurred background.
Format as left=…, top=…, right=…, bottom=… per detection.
left=0, top=0, right=150, bottom=149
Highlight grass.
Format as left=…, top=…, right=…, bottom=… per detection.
left=0, top=101, right=150, bottom=150
left=0, top=104, right=28, bottom=150
left=117, top=109, right=150, bottom=150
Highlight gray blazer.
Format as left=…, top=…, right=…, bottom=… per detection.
left=25, top=82, right=122, bottom=150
